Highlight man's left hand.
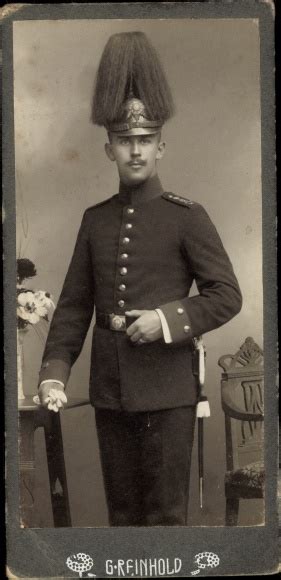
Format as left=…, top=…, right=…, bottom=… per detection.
left=126, top=310, right=163, bottom=344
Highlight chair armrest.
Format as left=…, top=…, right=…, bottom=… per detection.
left=222, top=389, right=264, bottom=422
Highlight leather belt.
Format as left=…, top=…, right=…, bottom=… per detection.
left=96, top=312, right=137, bottom=332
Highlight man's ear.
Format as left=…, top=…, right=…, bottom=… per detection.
left=156, top=140, right=166, bottom=160
left=105, top=142, right=116, bottom=161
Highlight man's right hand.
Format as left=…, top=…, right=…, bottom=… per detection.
left=38, top=382, right=67, bottom=412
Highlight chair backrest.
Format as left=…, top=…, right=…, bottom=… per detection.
left=218, top=337, right=264, bottom=472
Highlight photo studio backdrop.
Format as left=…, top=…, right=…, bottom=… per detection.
left=14, top=18, right=262, bottom=526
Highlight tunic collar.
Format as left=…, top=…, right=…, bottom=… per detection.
left=118, top=174, right=164, bottom=206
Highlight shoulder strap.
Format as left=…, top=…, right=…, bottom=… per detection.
left=162, top=192, right=194, bottom=208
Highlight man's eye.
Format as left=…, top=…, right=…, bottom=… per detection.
left=140, top=138, right=151, bottom=144
left=120, top=139, right=129, bottom=145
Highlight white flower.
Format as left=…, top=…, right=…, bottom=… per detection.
left=33, top=290, right=55, bottom=310
left=18, top=291, right=34, bottom=304
left=17, top=287, right=55, bottom=326
left=17, top=291, right=47, bottom=324
left=17, top=308, right=39, bottom=324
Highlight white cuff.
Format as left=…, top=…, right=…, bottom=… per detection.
left=155, top=308, right=173, bottom=343
left=40, top=379, right=65, bottom=389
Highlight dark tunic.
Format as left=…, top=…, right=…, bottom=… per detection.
left=39, top=174, right=242, bottom=412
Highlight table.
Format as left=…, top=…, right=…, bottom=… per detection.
left=18, top=396, right=90, bottom=528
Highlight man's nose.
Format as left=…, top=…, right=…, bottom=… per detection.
left=130, top=141, right=141, bottom=156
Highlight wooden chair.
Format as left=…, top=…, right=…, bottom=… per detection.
left=218, top=337, right=265, bottom=526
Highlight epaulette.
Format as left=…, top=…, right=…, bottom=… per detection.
left=162, top=192, right=194, bottom=207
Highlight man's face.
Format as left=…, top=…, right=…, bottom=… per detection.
left=105, top=133, right=166, bottom=186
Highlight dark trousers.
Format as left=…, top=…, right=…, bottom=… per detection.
left=95, top=406, right=196, bottom=526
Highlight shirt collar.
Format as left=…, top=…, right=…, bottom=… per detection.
left=118, top=174, right=164, bottom=206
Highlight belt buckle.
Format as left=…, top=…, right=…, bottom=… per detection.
left=109, top=314, right=126, bottom=331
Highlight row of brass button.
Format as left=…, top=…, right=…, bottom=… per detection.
left=117, top=208, right=135, bottom=308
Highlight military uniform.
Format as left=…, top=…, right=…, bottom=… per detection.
left=39, top=174, right=242, bottom=525
left=39, top=174, right=242, bottom=411
left=39, top=31, right=242, bottom=526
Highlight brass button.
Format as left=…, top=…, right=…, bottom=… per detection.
left=121, top=253, right=129, bottom=259
left=120, top=267, right=127, bottom=275
left=177, top=308, right=184, bottom=315
left=119, top=284, right=126, bottom=291
left=127, top=208, right=135, bottom=214
left=184, top=325, right=190, bottom=333
left=122, top=237, right=130, bottom=244
left=125, top=223, right=133, bottom=230
left=118, top=300, right=125, bottom=308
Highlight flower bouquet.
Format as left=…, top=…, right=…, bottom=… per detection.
left=17, top=258, right=55, bottom=399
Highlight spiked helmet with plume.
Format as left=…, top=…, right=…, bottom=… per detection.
left=91, top=31, right=175, bottom=133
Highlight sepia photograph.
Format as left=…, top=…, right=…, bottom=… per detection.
left=4, top=2, right=278, bottom=578
left=13, top=16, right=264, bottom=529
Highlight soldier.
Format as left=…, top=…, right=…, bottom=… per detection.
left=38, top=31, right=242, bottom=526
